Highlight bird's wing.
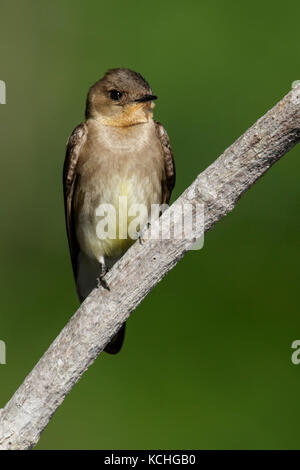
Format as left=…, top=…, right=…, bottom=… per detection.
left=63, top=122, right=87, bottom=280
left=154, top=120, right=176, bottom=204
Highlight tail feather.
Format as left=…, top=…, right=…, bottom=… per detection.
left=104, top=323, right=126, bottom=354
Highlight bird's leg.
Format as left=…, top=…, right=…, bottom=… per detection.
left=139, top=221, right=151, bottom=245
left=96, top=256, right=110, bottom=291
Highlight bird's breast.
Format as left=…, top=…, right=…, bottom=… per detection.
left=75, top=143, right=164, bottom=262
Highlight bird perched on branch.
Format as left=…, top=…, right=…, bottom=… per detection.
left=63, top=68, right=175, bottom=354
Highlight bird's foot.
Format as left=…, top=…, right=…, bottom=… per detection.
left=96, top=261, right=110, bottom=291
left=97, top=276, right=110, bottom=291
left=139, top=222, right=151, bottom=245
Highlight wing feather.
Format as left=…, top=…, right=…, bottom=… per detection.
left=63, top=123, right=87, bottom=279
left=154, top=120, right=175, bottom=204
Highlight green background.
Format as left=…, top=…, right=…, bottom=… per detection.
left=1, top=0, right=300, bottom=450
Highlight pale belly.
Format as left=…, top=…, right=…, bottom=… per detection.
left=75, top=159, right=163, bottom=262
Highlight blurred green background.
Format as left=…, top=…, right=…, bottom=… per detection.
left=0, top=0, right=300, bottom=450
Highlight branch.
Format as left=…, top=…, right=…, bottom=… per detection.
left=1, top=85, right=300, bottom=450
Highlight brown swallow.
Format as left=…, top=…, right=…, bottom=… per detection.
left=63, top=68, right=175, bottom=354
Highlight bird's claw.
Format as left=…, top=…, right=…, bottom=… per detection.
left=97, top=276, right=110, bottom=291
left=96, top=261, right=110, bottom=290
left=138, top=222, right=151, bottom=245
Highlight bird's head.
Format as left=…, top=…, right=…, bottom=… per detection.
left=85, top=68, right=157, bottom=127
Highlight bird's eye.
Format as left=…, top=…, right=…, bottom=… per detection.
left=109, top=89, right=123, bottom=101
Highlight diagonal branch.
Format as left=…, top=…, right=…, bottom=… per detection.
left=1, top=85, right=300, bottom=450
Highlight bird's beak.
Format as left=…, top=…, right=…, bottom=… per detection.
left=134, top=94, right=158, bottom=103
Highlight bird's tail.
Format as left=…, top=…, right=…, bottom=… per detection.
left=104, top=323, right=126, bottom=354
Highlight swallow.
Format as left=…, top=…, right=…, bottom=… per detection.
left=63, top=68, right=175, bottom=353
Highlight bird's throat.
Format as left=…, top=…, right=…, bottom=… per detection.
left=100, top=103, right=153, bottom=128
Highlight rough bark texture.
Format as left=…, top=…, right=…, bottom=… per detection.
left=1, top=85, right=300, bottom=450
